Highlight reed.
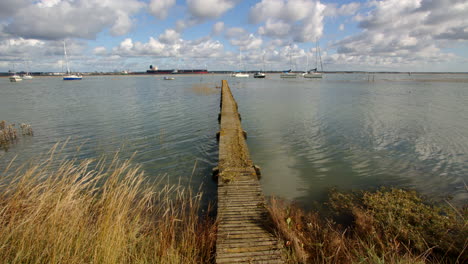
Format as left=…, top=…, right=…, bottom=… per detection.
left=0, top=120, right=33, bottom=149
left=0, top=149, right=216, bottom=264
left=267, top=188, right=467, bottom=264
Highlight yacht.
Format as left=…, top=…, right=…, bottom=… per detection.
left=62, top=41, right=82, bottom=80
left=253, top=72, right=266, bottom=78
left=9, top=74, right=22, bottom=82
left=232, top=72, right=249, bottom=78
left=281, top=47, right=297, bottom=78
left=232, top=49, right=249, bottom=78
left=280, top=71, right=297, bottom=78
left=304, top=40, right=323, bottom=79
left=21, top=74, right=33, bottom=80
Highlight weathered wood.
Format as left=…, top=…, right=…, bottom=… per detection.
left=216, top=80, right=284, bottom=263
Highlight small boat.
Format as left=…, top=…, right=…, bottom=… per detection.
left=253, top=72, right=266, bottom=78
left=163, top=76, right=175, bottom=80
left=304, top=40, right=323, bottom=79
left=232, top=49, right=249, bottom=77
left=280, top=72, right=297, bottom=78
left=62, top=41, right=82, bottom=81
left=232, top=72, right=249, bottom=78
left=304, top=70, right=322, bottom=78
left=9, top=74, right=22, bottom=82
left=22, top=61, right=33, bottom=80
left=63, top=74, right=83, bottom=80
left=254, top=53, right=267, bottom=78
left=21, top=74, right=33, bottom=80
left=281, top=47, right=297, bottom=78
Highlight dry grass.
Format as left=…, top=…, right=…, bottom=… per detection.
left=0, top=146, right=216, bottom=264
left=267, top=188, right=467, bottom=264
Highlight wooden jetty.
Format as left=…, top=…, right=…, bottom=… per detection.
left=214, top=80, right=284, bottom=263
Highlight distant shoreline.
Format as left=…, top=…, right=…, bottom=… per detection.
left=1, top=71, right=468, bottom=77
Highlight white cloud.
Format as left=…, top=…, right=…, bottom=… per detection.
left=2, top=0, right=144, bottom=40
left=212, top=21, right=225, bottom=36
left=159, top=29, right=181, bottom=44
left=258, top=19, right=291, bottom=38
left=230, top=34, right=263, bottom=50
left=339, top=24, right=344, bottom=31
left=93, top=46, right=108, bottom=56
left=225, top=27, right=247, bottom=39
left=149, top=0, right=176, bottom=20
left=332, top=0, right=468, bottom=68
left=249, top=0, right=326, bottom=43
left=187, top=0, right=238, bottom=19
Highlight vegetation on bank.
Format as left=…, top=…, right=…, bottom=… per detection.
left=1, top=146, right=466, bottom=264
left=0, top=150, right=216, bottom=264
left=0, top=120, right=33, bottom=150
left=267, top=188, right=467, bottom=264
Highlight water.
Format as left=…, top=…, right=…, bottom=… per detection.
left=1, top=74, right=467, bottom=206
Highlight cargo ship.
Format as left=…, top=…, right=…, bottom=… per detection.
left=146, top=65, right=208, bottom=74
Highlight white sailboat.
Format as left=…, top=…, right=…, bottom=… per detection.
left=9, top=74, right=22, bottom=82
left=21, top=60, right=33, bottom=80
left=9, top=62, right=22, bottom=82
left=232, top=49, right=249, bottom=78
left=63, top=41, right=82, bottom=80
left=304, top=40, right=323, bottom=79
left=281, top=47, right=297, bottom=78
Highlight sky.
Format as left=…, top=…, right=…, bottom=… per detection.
left=0, top=0, right=467, bottom=72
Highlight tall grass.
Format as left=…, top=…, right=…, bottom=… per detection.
left=0, top=148, right=216, bottom=263
left=267, top=188, right=467, bottom=264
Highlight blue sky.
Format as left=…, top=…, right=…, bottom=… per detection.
left=0, top=0, right=467, bottom=72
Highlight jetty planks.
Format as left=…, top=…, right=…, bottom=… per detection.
left=215, top=80, right=284, bottom=263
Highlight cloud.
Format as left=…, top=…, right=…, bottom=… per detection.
left=93, top=46, right=108, bottom=56
left=159, top=29, right=181, bottom=44
left=111, top=34, right=225, bottom=59
left=249, top=0, right=326, bottom=43
left=258, top=19, right=291, bottom=38
left=230, top=34, right=263, bottom=50
left=225, top=27, right=247, bottom=39
left=149, top=0, right=176, bottom=20
left=2, top=0, right=144, bottom=40
left=332, top=0, right=468, bottom=68
left=187, top=0, right=238, bottom=19
left=212, top=21, right=225, bottom=36
left=0, top=0, right=28, bottom=18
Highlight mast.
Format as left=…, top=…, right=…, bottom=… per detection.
left=316, top=38, right=323, bottom=72
left=63, top=40, right=70, bottom=74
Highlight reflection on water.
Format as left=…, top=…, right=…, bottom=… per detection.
left=1, top=74, right=467, bottom=206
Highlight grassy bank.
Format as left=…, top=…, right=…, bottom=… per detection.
left=0, top=151, right=216, bottom=263
left=1, top=147, right=467, bottom=263
left=267, top=188, right=467, bottom=263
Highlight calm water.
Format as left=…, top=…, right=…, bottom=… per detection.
left=1, top=74, right=467, bottom=206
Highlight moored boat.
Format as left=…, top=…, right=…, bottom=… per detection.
left=9, top=74, right=22, bottom=82
left=253, top=72, right=266, bottom=78
left=232, top=72, right=249, bottom=78
left=62, top=41, right=82, bottom=81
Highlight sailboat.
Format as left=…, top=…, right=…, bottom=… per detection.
left=232, top=49, right=249, bottom=78
left=281, top=47, right=297, bottom=78
left=304, top=40, right=323, bottom=79
left=21, top=60, right=33, bottom=80
left=9, top=63, right=22, bottom=82
left=254, top=53, right=266, bottom=78
left=63, top=41, right=82, bottom=80
left=9, top=73, right=22, bottom=82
